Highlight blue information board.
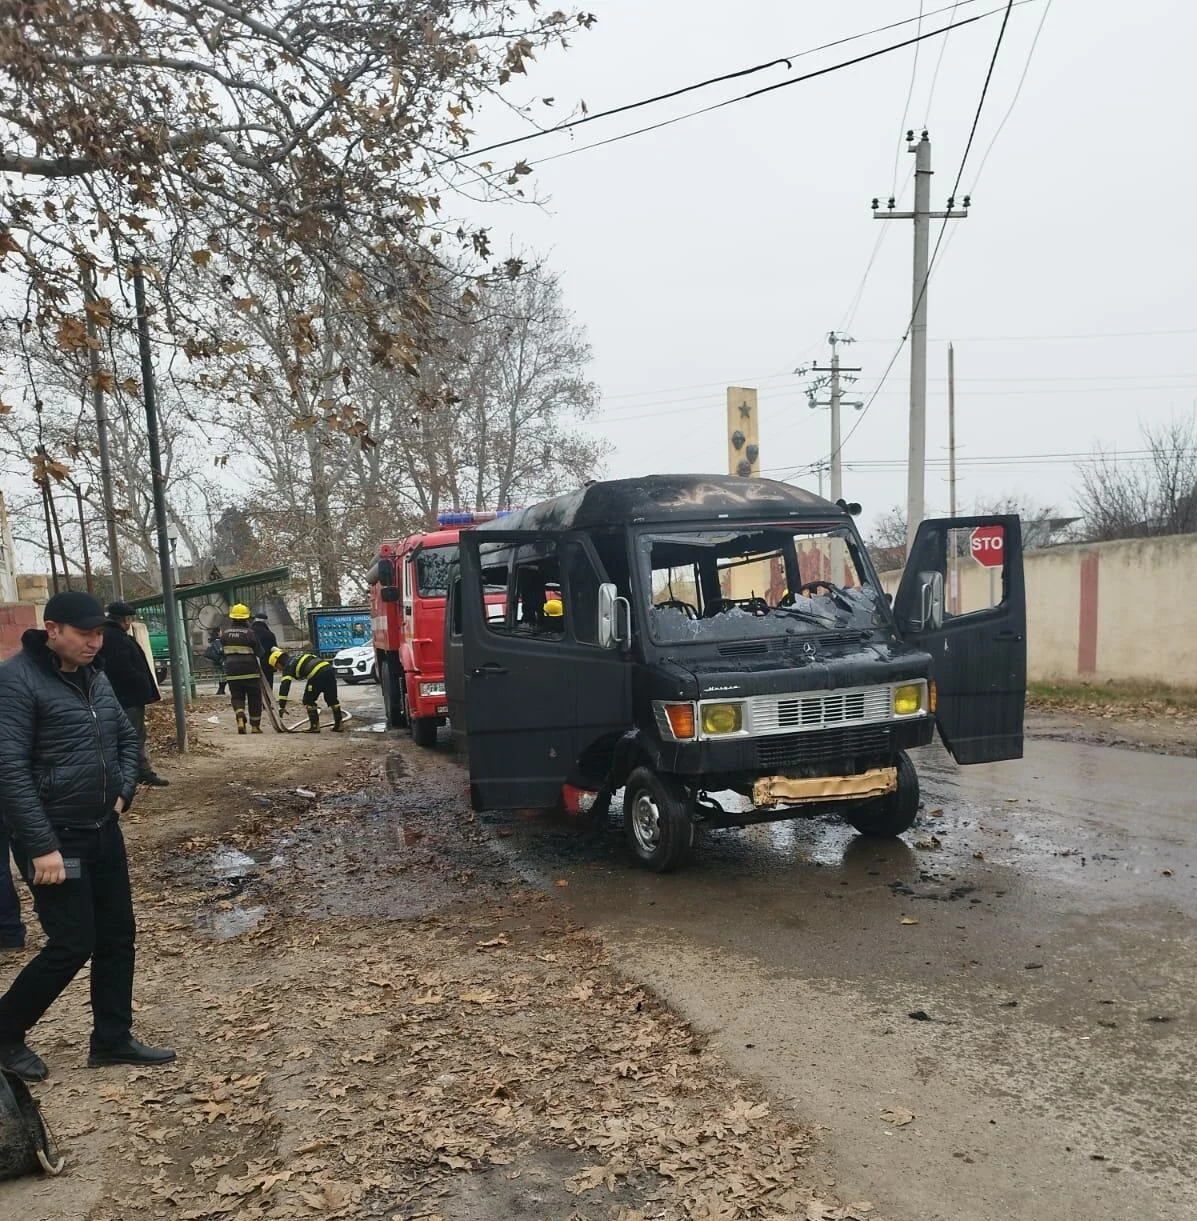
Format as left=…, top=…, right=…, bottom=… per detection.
left=306, top=606, right=372, bottom=657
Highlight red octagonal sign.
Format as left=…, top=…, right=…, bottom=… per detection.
left=970, top=524, right=1005, bottom=568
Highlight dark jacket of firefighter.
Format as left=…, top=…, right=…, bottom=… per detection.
left=219, top=624, right=263, bottom=682
left=0, top=630, right=141, bottom=857
left=276, top=651, right=328, bottom=689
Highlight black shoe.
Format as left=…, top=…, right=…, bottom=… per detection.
left=0, top=1041, right=48, bottom=1082
left=140, top=773, right=170, bottom=787
left=87, top=1037, right=176, bottom=1068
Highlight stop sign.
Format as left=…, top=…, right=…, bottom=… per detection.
left=970, top=524, right=1005, bottom=568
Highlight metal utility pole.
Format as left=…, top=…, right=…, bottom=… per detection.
left=84, top=268, right=124, bottom=599
left=133, top=262, right=187, bottom=754
left=873, top=130, right=968, bottom=551
left=807, top=333, right=863, bottom=503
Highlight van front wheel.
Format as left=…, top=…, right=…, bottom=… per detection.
left=623, top=767, right=694, bottom=872
left=843, top=752, right=920, bottom=837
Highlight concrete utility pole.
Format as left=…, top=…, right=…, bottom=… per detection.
left=873, top=130, right=968, bottom=551
left=807, top=333, right=863, bottom=503
left=948, top=342, right=958, bottom=613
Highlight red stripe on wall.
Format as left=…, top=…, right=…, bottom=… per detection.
left=1077, top=551, right=1100, bottom=674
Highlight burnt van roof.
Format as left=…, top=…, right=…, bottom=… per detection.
left=478, top=474, right=837, bottom=533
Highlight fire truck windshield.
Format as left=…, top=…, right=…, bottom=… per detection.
left=416, top=545, right=457, bottom=597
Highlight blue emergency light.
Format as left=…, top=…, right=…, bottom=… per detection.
left=436, top=509, right=512, bottom=526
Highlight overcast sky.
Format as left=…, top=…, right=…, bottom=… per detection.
left=458, top=0, right=1197, bottom=533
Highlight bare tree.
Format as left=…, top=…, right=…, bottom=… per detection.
left=0, top=0, right=595, bottom=399
left=1076, top=416, right=1197, bottom=541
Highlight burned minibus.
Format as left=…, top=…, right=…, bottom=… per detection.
left=445, top=475, right=1026, bottom=871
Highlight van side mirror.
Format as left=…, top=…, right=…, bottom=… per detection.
left=380, top=587, right=400, bottom=603
left=597, top=583, right=630, bottom=649
left=916, top=571, right=944, bottom=631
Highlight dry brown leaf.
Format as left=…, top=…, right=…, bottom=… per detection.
left=899, top=915, right=920, bottom=926
left=881, top=1106, right=915, bottom=1126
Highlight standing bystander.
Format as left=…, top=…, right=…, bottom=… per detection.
left=0, top=591, right=175, bottom=1082
left=99, top=601, right=169, bottom=787
left=250, top=612, right=278, bottom=691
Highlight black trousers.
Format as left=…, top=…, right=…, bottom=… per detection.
left=0, top=819, right=136, bottom=1050
left=307, top=668, right=339, bottom=708
left=0, top=827, right=25, bottom=947
left=228, top=678, right=263, bottom=719
left=122, top=703, right=153, bottom=778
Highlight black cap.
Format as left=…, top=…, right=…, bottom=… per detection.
left=107, top=600, right=137, bottom=618
left=44, top=591, right=108, bottom=630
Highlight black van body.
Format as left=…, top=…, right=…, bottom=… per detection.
left=445, top=475, right=1026, bottom=871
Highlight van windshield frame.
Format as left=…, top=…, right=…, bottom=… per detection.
left=634, top=520, right=883, bottom=645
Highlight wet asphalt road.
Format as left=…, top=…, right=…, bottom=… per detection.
left=347, top=683, right=1197, bottom=1220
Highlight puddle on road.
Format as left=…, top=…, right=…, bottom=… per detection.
left=183, top=754, right=512, bottom=936
left=196, top=904, right=267, bottom=940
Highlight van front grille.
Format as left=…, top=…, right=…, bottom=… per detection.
left=756, top=725, right=893, bottom=770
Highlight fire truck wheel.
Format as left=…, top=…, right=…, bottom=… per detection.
left=843, top=752, right=920, bottom=838
left=623, top=767, right=694, bottom=873
left=410, top=716, right=438, bottom=748
left=380, top=659, right=407, bottom=728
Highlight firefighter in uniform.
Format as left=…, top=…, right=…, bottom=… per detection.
left=220, top=604, right=265, bottom=734
left=269, top=648, right=343, bottom=733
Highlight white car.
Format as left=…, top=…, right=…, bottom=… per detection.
left=332, top=644, right=378, bottom=684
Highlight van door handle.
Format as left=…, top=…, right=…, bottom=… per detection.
left=993, top=630, right=1023, bottom=642
left=471, top=663, right=508, bottom=677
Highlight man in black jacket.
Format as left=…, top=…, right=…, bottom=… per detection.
left=0, top=591, right=175, bottom=1082
left=250, top=612, right=278, bottom=691
left=99, top=601, right=169, bottom=787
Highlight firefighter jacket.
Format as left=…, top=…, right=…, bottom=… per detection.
left=0, top=630, right=141, bottom=857
left=277, top=652, right=331, bottom=706
left=219, top=625, right=263, bottom=682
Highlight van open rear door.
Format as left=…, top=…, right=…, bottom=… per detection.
left=893, top=515, right=1026, bottom=764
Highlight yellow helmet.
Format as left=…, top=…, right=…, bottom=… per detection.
left=268, top=647, right=285, bottom=669
left=543, top=597, right=563, bottom=618
left=229, top=603, right=251, bottom=620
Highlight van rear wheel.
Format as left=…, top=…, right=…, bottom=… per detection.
left=623, top=767, right=694, bottom=872
left=843, top=752, right=919, bottom=837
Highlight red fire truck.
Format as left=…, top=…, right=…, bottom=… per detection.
left=368, top=512, right=502, bottom=746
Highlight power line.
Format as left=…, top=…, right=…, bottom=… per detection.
left=922, top=1, right=964, bottom=119
left=822, top=0, right=1017, bottom=487
left=891, top=1, right=926, bottom=196
left=932, top=0, right=1054, bottom=270
left=502, top=5, right=1023, bottom=175
left=456, top=0, right=1008, bottom=167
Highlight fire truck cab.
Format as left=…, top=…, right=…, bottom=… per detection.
left=368, top=512, right=504, bottom=746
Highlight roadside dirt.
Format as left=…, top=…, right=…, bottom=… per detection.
left=5, top=700, right=872, bottom=1221
left=1025, top=698, right=1197, bottom=758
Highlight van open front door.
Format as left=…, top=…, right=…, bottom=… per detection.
left=892, top=515, right=1026, bottom=764
left=456, top=529, right=629, bottom=812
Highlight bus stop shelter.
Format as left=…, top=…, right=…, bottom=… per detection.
left=127, top=566, right=291, bottom=697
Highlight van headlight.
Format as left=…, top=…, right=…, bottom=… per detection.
left=700, top=702, right=745, bottom=735
left=892, top=683, right=926, bottom=716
